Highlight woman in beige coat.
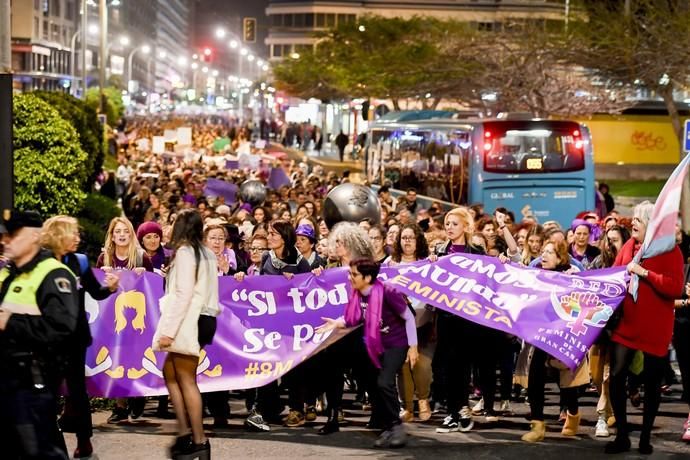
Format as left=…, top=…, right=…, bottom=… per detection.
left=154, top=209, right=219, bottom=460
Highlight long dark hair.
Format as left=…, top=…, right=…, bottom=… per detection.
left=270, top=220, right=299, bottom=264
left=600, top=225, right=631, bottom=268
left=393, top=223, right=429, bottom=262
left=170, top=209, right=205, bottom=277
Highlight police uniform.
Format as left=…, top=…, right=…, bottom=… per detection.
left=0, top=210, right=79, bottom=460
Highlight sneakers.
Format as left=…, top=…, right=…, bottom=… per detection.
left=472, top=398, right=484, bottom=415
left=374, top=424, right=407, bottom=448
left=436, top=414, right=460, bottom=433
left=305, top=406, right=317, bottom=422
left=500, top=400, right=512, bottom=415
left=389, top=423, right=407, bottom=448
left=437, top=407, right=474, bottom=433
left=374, top=429, right=394, bottom=447
left=245, top=411, right=270, bottom=432
left=459, top=406, right=475, bottom=432
left=284, top=409, right=305, bottom=427
left=595, top=416, right=610, bottom=437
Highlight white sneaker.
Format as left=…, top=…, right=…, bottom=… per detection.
left=500, top=400, right=512, bottom=414
left=459, top=406, right=475, bottom=432
left=595, top=416, right=610, bottom=437
left=472, top=398, right=484, bottom=415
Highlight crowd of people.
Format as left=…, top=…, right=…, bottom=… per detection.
left=2, top=117, right=690, bottom=460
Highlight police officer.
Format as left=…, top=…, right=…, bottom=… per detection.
left=0, top=210, right=79, bottom=460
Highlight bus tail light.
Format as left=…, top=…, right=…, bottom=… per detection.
left=484, top=130, right=492, bottom=152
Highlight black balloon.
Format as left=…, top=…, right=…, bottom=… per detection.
left=322, top=183, right=381, bottom=229
left=239, top=180, right=266, bottom=207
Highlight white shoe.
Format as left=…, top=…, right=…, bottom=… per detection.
left=500, top=400, right=512, bottom=414
left=595, top=416, right=610, bottom=437
left=471, top=398, right=484, bottom=415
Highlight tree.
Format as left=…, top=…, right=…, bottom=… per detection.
left=13, top=94, right=88, bottom=215
left=461, top=20, right=631, bottom=117
left=272, top=15, right=478, bottom=108
left=34, top=91, right=105, bottom=188
left=568, top=0, right=690, bottom=140
left=85, top=86, right=124, bottom=125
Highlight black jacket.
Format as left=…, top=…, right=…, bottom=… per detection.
left=63, top=252, right=115, bottom=347
left=0, top=249, right=79, bottom=384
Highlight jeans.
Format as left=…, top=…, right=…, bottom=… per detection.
left=366, top=346, right=408, bottom=430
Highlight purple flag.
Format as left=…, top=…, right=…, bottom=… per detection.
left=204, top=178, right=238, bottom=204
left=267, top=167, right=291, bottom=190
left=84, top=255, right=627, bottom=397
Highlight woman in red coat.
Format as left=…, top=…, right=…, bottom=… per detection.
left=606, top=202, right=684, bottom=455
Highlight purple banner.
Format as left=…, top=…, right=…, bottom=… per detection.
left=84, top=255, right=627, bottom=397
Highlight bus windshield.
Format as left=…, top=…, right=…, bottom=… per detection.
left=483, top=125, right=585, bottom=173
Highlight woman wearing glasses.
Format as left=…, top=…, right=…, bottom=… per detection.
left=317, top=257, right=418, bottom=448
left=204, top=225, right=233, bottom=276
left=383, top=224, right=434, bottom=423
left=368, top=226, right=388, bottom=264
left=522, top=239, right=590, bottom=443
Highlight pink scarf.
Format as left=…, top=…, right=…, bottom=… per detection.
left=345, top=280, right=385, bottom=368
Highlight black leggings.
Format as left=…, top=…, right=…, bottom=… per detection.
left=609, top=341, right=665, bottom=439
left=527, top=348, right=579, bottom=420
left=673, top=319, right=690, bottom=406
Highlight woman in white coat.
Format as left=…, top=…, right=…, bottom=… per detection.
left=154, top=209, right=219, bottom=460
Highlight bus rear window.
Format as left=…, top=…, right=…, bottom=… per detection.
left=483, top=128, right=585, bottom=173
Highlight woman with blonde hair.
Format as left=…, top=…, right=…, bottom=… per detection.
left=96, top=216, right=152, bottom=423
left=434, top=207, right=502, bottom=433
left=42, top=216, right=119, bottom=459
left=97, top=217, right=153, bottom=272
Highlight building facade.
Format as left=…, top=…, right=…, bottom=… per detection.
left=10, top=0, right=79, bottom=91
left=155, top=0, right=191, bottom=93
left=265, top=0, right=569, bottom=60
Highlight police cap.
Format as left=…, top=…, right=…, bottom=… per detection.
left=0, top=209, right=43, bottom=234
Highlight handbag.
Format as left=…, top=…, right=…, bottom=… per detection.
left=152, top=294, right=200, bottom=356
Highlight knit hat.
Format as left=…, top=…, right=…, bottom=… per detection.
left=137, top=221, right=162, bottom=241
left=295, top=224, right=316, bottom=243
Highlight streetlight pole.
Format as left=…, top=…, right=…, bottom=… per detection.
left=99, top=0, right=107, bottom=114
left=0, top=0, right=13, bottom=209
left=126, top=45, right=150, bottom=92
left=80, top=0, right=87, bottom=98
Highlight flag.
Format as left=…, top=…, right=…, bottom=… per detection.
left=204, top=178, right=238, bottom=204
left=630, top=154, right=690, bottom=300
left=267, top=167, right=291, bottom=190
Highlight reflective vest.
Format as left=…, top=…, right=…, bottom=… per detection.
left=0, top=258, right=70, bottom=316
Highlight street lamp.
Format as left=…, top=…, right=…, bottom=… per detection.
left=126, top=44, right=150, bottom=91
left=70, top=24, right=98, bottom=96
left=229, top=40, right=238, bottom=49
left=240, top=48, right=248, bottom=56
left=215, top=27, right=226, bottom=39
left=158, top=50, right=167, bottom=59
left=106, top=35, right=129, bottom=56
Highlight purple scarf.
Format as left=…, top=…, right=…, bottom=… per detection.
left=345, top=280, right=385, bottom=368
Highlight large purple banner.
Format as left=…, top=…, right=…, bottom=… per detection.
left=84, top=255, right=628, bottom=397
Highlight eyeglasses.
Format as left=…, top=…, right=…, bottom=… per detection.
left=401, top=236, right=415, bottom=241
left=249, top=247, right=269, bottom=252
left=348, top=270, right=361, bottom=279
left=370, top=236, right=383, bottom=241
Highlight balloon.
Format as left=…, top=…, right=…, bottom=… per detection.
left=322, top=183, right=381, bottom=229
left=239, top=180, right=266, bottom=207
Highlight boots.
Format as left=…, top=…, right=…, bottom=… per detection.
left=561, top=411, right=581, bottom=436
left=318, top=408, right=339, bottom=435
left=418, top=399, right=432, bottom=422
left=522, top=420, right=546, bottom=443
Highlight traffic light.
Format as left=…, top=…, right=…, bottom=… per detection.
left=202, top=47, right=213, bottom=63
left=243, top=17, right=256, bottom=43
